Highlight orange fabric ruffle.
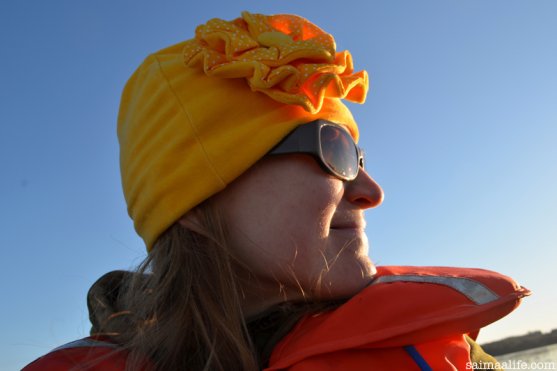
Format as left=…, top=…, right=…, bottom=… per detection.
left=183, top=11, right=368, bottom=114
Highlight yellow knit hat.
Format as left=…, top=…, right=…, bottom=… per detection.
left=118, top=11, right=369, bottom=250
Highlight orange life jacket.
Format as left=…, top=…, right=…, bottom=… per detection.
left=22, top=266, right=528, bottom=371
left=265, top=266, right=529, bottom=370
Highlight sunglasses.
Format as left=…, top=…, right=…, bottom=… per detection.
left=268, top=119, right=364, bottom=181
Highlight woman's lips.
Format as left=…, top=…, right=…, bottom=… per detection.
left=330, top=221, right=366, bottom=230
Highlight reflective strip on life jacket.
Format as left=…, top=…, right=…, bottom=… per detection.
left=371, top=274, right=499, bottom=305
left=51, top=337, right=119, bottom=352
left=22, top=337, right=128, bottom=371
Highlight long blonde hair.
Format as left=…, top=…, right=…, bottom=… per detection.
left=119, top=200, right=259, bottom=371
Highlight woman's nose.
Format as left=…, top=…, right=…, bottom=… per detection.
left=344, top=167, right=384, bottom=209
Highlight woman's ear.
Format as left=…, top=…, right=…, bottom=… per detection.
left=177, top=200, right=219, bottom=235
left=178, top=203, right=210, bottom=234
left=178, top=210, right=200, bottom=229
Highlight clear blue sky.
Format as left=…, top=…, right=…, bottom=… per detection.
left=2, top=1, right=556, bottom=369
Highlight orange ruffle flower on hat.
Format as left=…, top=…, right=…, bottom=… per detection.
left=183, top=11, right=368, bottom=114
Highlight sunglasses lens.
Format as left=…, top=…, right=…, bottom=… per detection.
left=320, top=125, right=359, bottom=180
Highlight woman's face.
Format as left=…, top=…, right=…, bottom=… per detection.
left=211, top=153, right=383, bottom=313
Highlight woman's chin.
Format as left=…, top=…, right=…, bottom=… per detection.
left=315, top=258, right=376, bottom=300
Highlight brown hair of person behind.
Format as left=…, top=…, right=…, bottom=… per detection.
left=118, top=200, right=259, bottom=371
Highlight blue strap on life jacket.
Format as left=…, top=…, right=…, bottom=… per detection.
left=403, top=345, right=432, bottom=371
